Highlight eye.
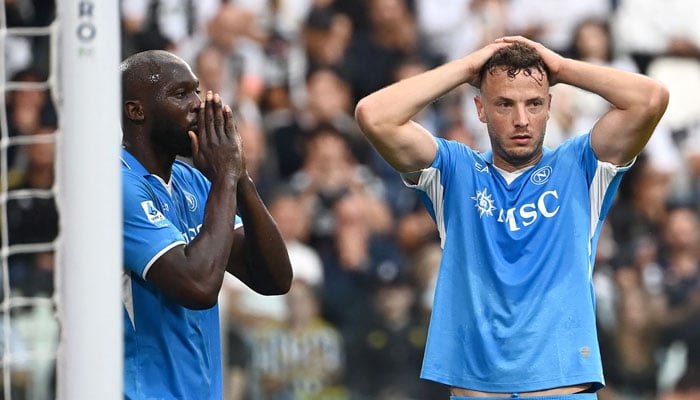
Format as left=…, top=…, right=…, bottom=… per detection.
left=495, top=101, right=512, bottom=112
left=528, top=99, right=545, bottom=111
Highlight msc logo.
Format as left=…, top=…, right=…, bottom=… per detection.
left=141, top=200, right=165, bottom=223
left=472, top=188, right=561, bottom=231
left=530, top=166, right=552, bottom=185
left=472, top=188, right=497, bottom=218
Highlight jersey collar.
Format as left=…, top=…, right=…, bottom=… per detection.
left=121, top=148, right=150, bottom=177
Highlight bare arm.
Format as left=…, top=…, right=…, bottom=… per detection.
left=499, top=36, right=670, bottom=165
left=146, top=92, right=262, bottom=309
left=226, top=173, right=293, bottom=295
left=354, top=41, right=510, bottom=173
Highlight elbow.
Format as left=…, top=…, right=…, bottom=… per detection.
left=354, top=96, right=382, bottom=136
left=249, top=258, right=293, bottom=296
left=181, top=285, right=220, bottom=310
left=647, top=81, right=670, bottom=119
left=263, top=262, right=293, bottom=295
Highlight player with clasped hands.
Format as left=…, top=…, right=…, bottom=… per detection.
left=120, top=50, right=292, bottom=400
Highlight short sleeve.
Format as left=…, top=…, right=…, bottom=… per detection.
left=123, top=172, right=186, bottom=279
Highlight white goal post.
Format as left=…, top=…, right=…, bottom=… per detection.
left=57, top=1, right=122, bottom=399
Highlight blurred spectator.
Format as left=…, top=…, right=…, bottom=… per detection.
left=223, top=189, right=323, bottom=331
left=343, top=0, right=440, bottom=103
left=5, top=134, right=59, bottom=400
left=613, top=0, right=700, bottom=73
left=507, top=0, right=610, bottom=55
left=3, top=0, right=55, bottom=78
left=345, top=268, right=447, bottom=400
left=656, top=205, right=700, bottom=386
left=288, top=125, right=396, bottom=327
left=659, top=366, right=700, bottom=400
left=299, top=67, right=365, bottom=157
left=4, top=68, right=57, bottom=178
left=547, top=18, right=639, bottom=147
left=121, top=0, right=221, bottom=55
left=6, top=135, right=58, bottom=298
left=415, top=0, right=508, bottom=62
left=597, top=265, right=664, bottom=400
left=608, top=154, right=675, bottom=263
left=266, top=66, right=367, bottom=179
left=301, top=4, right=354, bottom=76
left=249, top=279, right=347, bottom=400
left=220, top=189, right=323, bottom=400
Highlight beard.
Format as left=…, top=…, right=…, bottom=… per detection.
left=489, top=132, right=545, bottom=169
left=152, top=125, right=193, bottom=157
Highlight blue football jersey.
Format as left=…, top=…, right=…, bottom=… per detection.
left=121, top=149, right=241, bottom=399
left=407, top=134, right=629, bottom=392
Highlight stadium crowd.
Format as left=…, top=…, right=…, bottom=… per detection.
left=3, top=0, right=700, bottom=399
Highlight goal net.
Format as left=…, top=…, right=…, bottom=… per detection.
left=1, top=1, right=122, bottom=399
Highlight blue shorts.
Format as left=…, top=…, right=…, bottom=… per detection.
left=451, top=394, right=597, bottom=400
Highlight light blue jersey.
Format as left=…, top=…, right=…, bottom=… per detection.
left=121, top=149, right=241, bottom=399
left=407, top=134, right=629, bottom=393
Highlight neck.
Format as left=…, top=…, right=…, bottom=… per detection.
left=123, top=138, right=175, bottom=180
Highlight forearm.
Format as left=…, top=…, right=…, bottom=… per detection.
left=357, top=58, right=470, bottom=129
left=151, top=177, right=239, bottom=310
left=556, top=58, right=662, bottom=111
left=355, top=58, right=471, bottom=171
left=556, top=58, right=669, bottom=163
left=232, top=174, right=292, bottom=294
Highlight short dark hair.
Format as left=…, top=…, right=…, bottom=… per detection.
left=479, top=42, right=550, bottom=87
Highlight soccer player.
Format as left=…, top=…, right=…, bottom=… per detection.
left=120, top=50, right=292, bottom=399
left=355, top=36, right=668, bottom=398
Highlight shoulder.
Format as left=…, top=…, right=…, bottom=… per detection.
left=433, top=137, right=485, bottom=168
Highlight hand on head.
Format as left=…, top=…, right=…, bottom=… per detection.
left=495, top=36, right=565, bottom=84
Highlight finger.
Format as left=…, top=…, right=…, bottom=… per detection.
left=223, top=104, right=235, bottom=140
left=212, top=93, right=224, bottom=143
left=188, top=130, right=200, bottom=158
left=197, top=98, right=207, bottom=148
left=204, top=90, right=215, bottom=145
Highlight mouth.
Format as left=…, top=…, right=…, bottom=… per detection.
left=511, top=135, right=531, bottom=145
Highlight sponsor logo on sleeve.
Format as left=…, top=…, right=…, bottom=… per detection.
left=141, top=200, right=166, bottom=223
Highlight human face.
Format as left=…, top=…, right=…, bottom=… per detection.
left=474, top=68, right=551, bottom=171
left=147, top=58, right=201, bottom=157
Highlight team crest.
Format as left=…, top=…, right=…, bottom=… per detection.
left=471, top=188, right=496, bottom=218
left=183, top=190, right=198, bottom=212
left=530, top=166, right=552, bottom=185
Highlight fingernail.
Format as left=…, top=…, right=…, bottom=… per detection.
left=207, top=91, right=212, bottom=100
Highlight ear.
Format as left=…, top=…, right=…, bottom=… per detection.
left=474, top=95, right=487, bottom=123
left=124, top=100, right=144, bottom=122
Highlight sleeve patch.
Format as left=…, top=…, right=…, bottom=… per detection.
left=141, top=200, right=166, bottom=224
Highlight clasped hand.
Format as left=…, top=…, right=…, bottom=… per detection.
left=188, top=90, right=246, bottom=182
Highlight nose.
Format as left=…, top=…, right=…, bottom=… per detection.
left=513, top=104, right=529, bottom=128
left=189, top=94, right=202, bottom=113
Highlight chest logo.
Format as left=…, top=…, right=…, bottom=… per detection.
left=530, top=166, right=552, bottom=185
left=183, top=190, right=198, bottom=212
left=471, top=188, right=497, bottom=218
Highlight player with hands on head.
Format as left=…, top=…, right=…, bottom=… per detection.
left=120, top=49, right=292, bottom=400
left=355, top=36, right=668, bottom=398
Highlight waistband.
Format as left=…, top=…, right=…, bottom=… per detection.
left=450, top=394, right=597, bottom=400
